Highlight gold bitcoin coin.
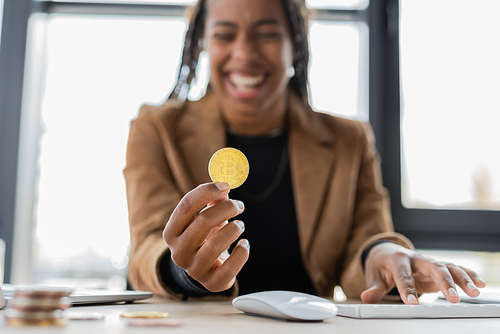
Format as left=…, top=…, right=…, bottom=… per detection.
left=208, top=148, right=249, bottom=189
left=120, top=311, right=170, bottom=319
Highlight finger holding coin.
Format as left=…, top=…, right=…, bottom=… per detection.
left=162, top=148, right=250, bottom=292
left=163, top=182, right=231, bottom=243
left=186, top=217, right=247, bottom=287
left=178, top=196, right=244, bottom=258
left=194, top=147, right=249, bottom=235
left=164, top=147, right=249, bottom=244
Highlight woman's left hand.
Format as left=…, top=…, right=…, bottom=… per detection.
left=361, top=243, right=486, bottom=304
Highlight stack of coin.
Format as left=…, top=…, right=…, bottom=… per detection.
left=5, top=287, right=72, bottom=327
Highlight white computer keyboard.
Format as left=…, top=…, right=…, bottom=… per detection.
left=337, top=303, right=500, bottom=319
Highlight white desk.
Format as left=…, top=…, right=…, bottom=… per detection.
left=1, top=297, right=500, bottom=334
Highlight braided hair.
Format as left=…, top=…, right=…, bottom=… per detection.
left=167, top=0, right=310, bottom=105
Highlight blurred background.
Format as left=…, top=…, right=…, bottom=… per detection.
left=0, top=0, right=499, bottom=295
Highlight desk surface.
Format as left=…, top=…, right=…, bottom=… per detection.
left=1, top=297, right=500, bottom=334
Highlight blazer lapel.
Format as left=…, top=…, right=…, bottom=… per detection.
left=288, top=94, right=336, bottom=257
left=176, top=91, right=227, bottom=191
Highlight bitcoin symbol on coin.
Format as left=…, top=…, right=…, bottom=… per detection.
left=209, top=148, right=249, bottom=189
left=221, top=159, right=236, bottom=177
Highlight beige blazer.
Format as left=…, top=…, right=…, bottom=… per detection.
left=123, top=90, right=413, bottom=300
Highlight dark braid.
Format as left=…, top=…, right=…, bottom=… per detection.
left=168, top=0, right=310, bottom=105
left=168, top=0, right=207, bottom=101
left=282, top=0, right=310, bottom=104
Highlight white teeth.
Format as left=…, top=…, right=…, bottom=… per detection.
left=229, top=74, right=265, bottom=91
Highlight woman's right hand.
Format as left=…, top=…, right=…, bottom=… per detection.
left=163, top=182, right=249, bottom=292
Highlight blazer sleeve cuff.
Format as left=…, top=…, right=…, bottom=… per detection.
left=129, top=236, right=238, bottom=300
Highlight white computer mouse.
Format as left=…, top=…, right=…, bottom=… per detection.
left=232, top=290, right=338, bottom=321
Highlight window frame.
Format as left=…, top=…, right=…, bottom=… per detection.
left=0, top=0, right=34, bottom=285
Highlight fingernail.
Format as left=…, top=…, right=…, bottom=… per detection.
left=449, top=287, right=459, bottom=298
left=232, top=200, right=244, bottom=212
left=467, top=283, right=478, bottom=291
left=215, top=182, right=230, bottom=191
left=477, top=278, right=486, bottom=284
left=234, top=220, right=245, bottom=232
left=239, top=239, right=249, bottom=251
left=407, top=295, right=418, bottom=304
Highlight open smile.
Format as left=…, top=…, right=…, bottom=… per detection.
left=226, top=72, right=267, bottom=98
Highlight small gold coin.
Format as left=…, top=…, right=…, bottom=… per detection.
left=208, top=148, right=249, bottom=189
left=128, top=319, right=184, bottom=327
left=120, top=311, right=170, bottom=319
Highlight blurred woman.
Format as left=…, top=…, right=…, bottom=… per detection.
left=124, top=0, right=484, bottom=303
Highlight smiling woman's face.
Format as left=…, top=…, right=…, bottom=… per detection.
left=204, top=0, right=294, bottom=135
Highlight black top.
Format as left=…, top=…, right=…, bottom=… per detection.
left=228, top=129, right=316, bottom=295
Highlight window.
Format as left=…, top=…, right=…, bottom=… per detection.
left=400, top=0, right=500, bottom=211
left=0, top=0, right=4, bottom=51
left=52, top=0, right=366, bottom=8
left=309, top=21, right=368, bottom=120
left=307, top=0, right=368, bottom=9
left=382, top=0, right=500, bottom=251
left=33, top=15, right=187, bottom=288
left=2, top=0, right=369, bottom=287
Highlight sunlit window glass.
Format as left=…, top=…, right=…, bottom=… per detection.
left=34, top=15, right=187, bottom=288
left=49, top=0, right=197, bottom=4
left=400, top=0, right=500, bottom=210
left=309, top=21, right=367, bottom=120
left=306, top=0, right=369, bottom=9
left=49, top=0, right=368, bottom=8
left=0, top=0, right=4, bottom=53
